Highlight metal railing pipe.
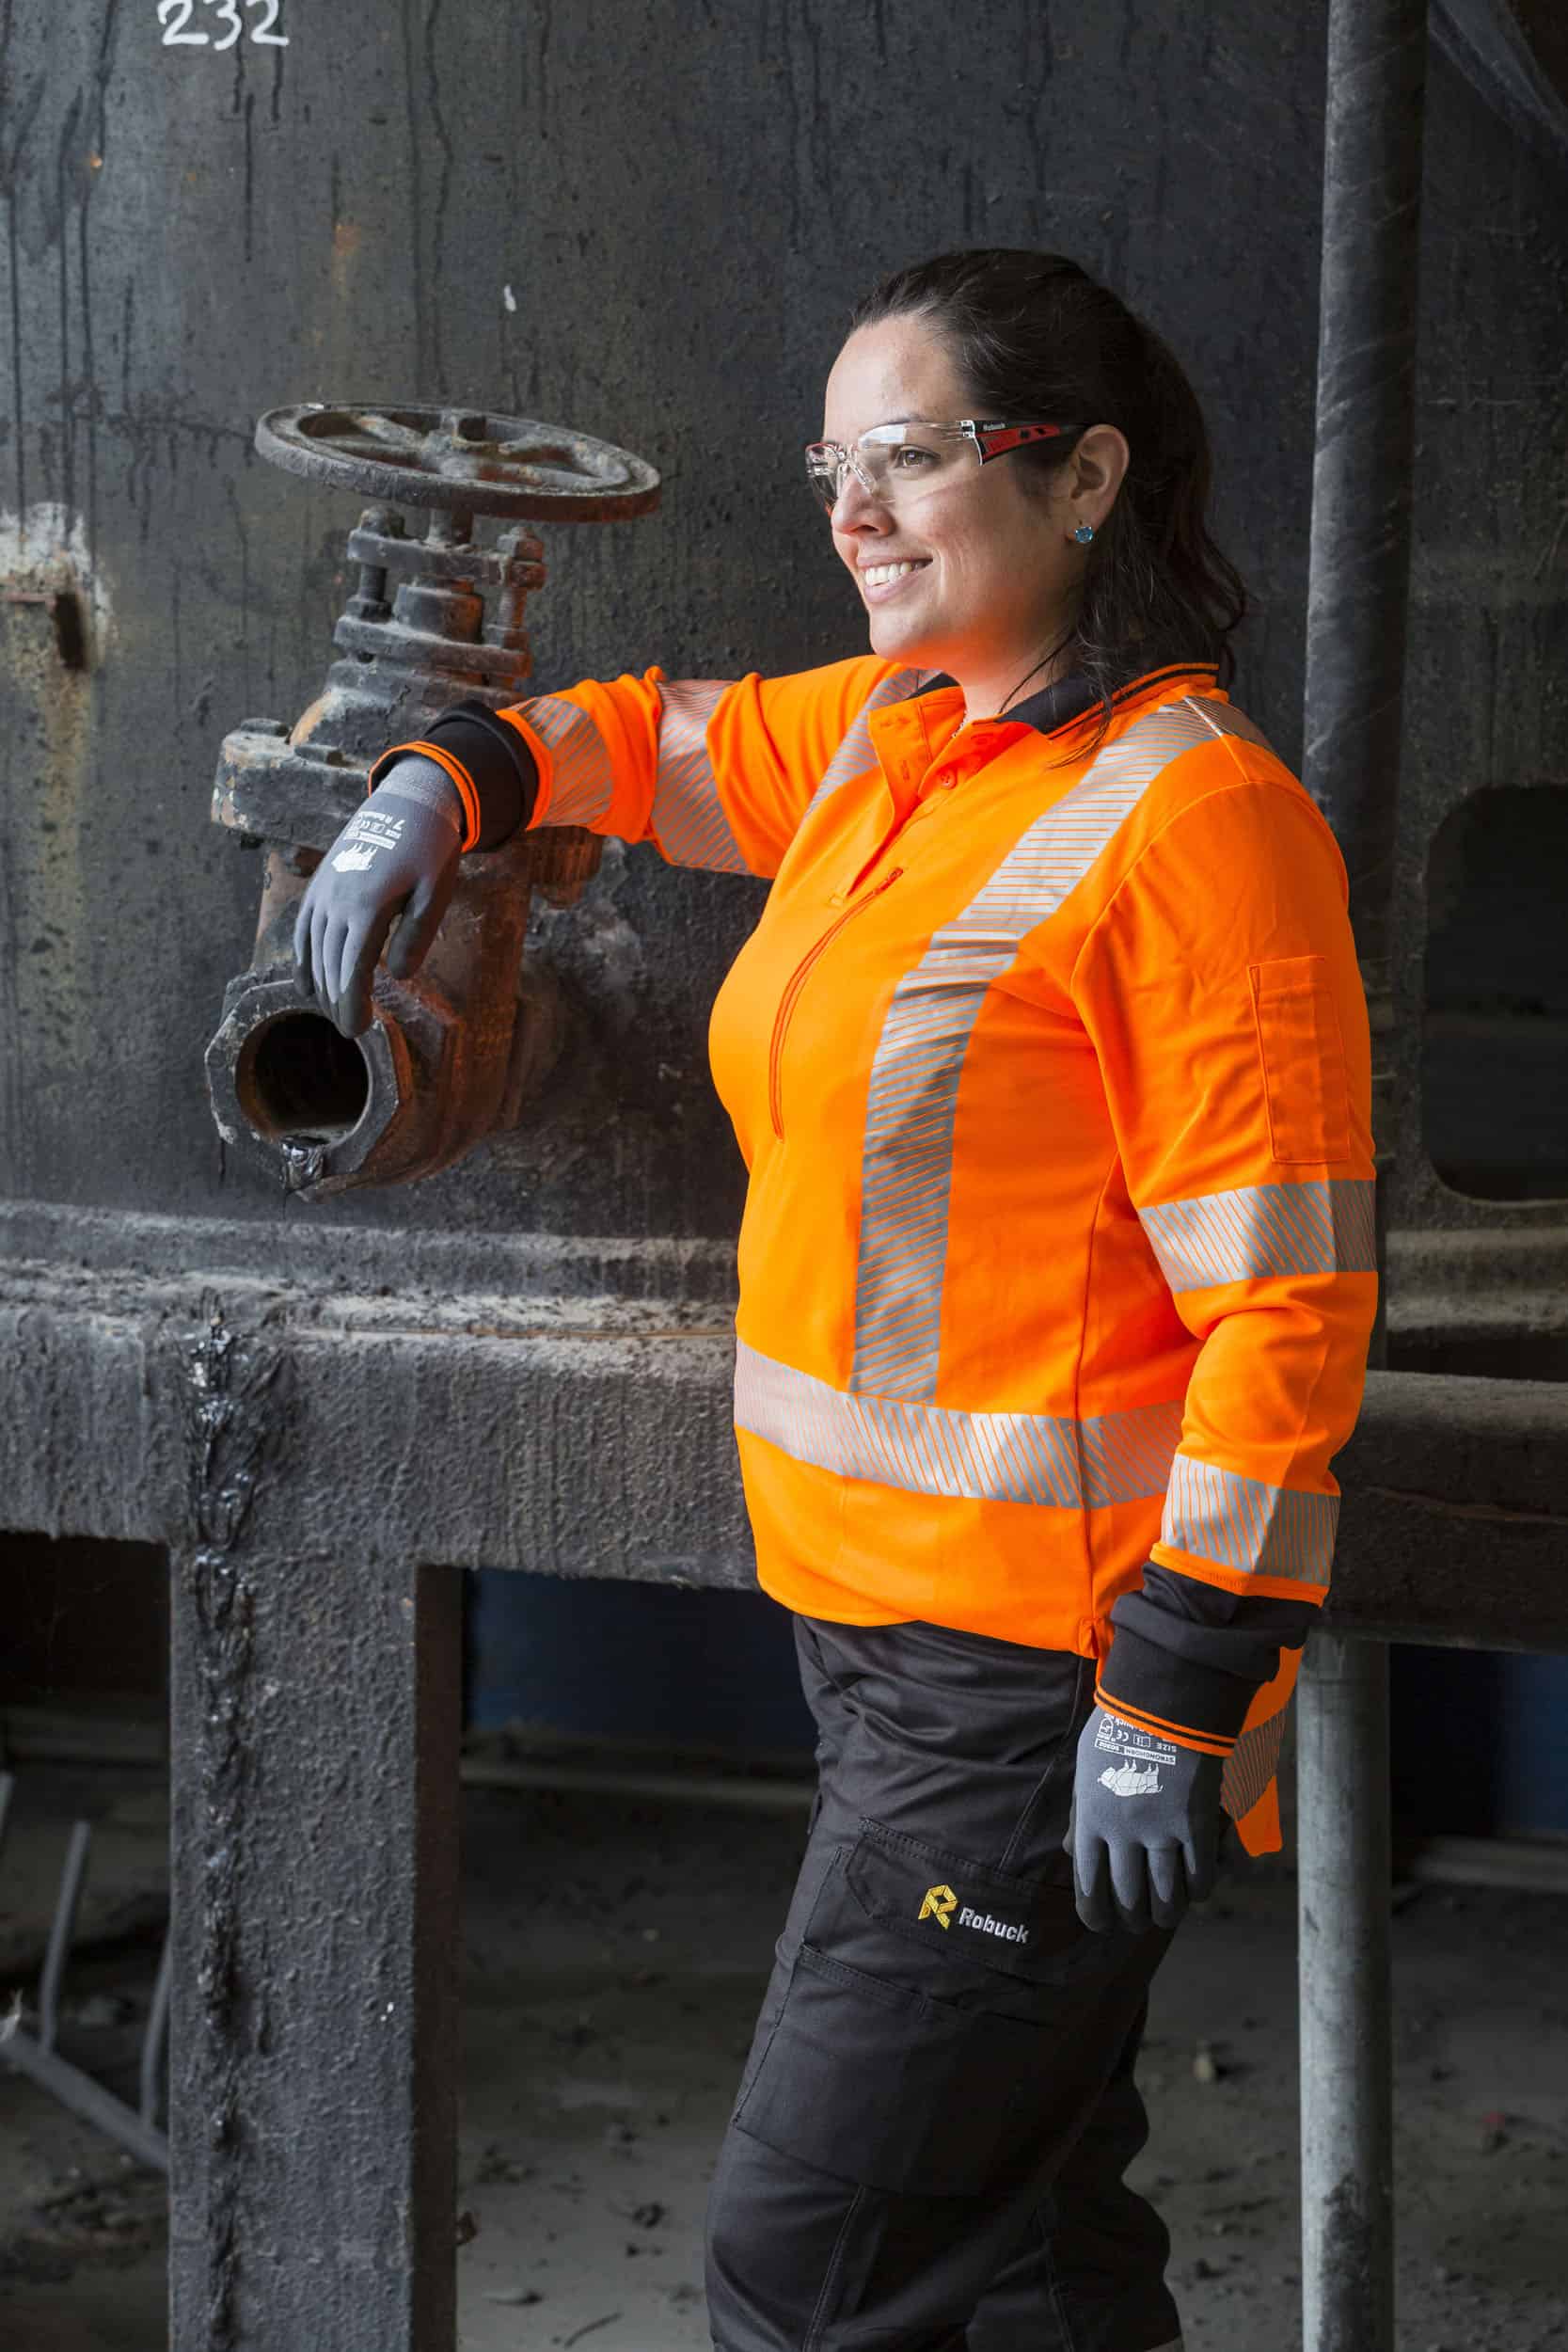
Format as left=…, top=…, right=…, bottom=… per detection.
left=1298, top=1631, right=1396, bottom=2351
left=1301, top=0, right=1428, bottom=1087
left=1297, top=2, right=1428, bottom=2347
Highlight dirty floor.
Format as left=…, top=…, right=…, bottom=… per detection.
left=1, top=1762, right=1566, bottom=2350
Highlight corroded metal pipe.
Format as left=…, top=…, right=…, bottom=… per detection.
left=1297, top=3, right=1428, bottom=2348
left=1300, top=0, right=1428, bottom=1289
left=1298, top=1632, right=1396, bottom=2352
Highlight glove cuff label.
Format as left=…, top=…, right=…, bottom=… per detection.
left=1092, top=1709, right=1180, bottom=1796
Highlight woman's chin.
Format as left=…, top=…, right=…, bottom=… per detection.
left=866, top=608, right=938, bottom=667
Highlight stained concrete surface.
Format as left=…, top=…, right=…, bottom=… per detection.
left=1, top=1764, right=1566, bottom=2350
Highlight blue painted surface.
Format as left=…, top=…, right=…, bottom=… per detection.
left=1491, top=1654, right=1568, bottom=1836
left=466, top=1571, right=817, bottom=1757
left=468, top=1603, right=1568, bottom=1836
left=1391, top=1646, right=1568, bottom=1837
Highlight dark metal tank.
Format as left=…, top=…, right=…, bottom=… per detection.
left=0, top=3, right=1562, bottom=1282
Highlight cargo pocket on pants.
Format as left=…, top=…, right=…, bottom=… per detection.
left=732, top=1940, right=1037, bottom=2196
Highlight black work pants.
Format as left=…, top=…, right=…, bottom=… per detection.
left=705, top=1616, right=1184, bottom=2352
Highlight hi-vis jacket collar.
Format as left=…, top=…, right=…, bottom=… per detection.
left=913, top=660, right=1222, bottom=742
left=497, top=650, right=1377, bottom=1862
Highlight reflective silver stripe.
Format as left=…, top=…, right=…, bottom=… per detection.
left=525, top=694, right=614, bottom=828
left=851, top=697, right=1270, bottom=1401
left=801, top=667, right=935, bottom=821
left=1221, top=1706, right=1290, bottom=1826
left=734, top=1339, right=1181, bottom=1508
left=1140, top=1177, right=1376, bottom=1293
left=651, top=679, right=750, bottom=871
left=1161, top=1454, right=1337, bottom=1583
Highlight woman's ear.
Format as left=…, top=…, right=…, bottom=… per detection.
left=1069, top=424, right=1131, bottom=534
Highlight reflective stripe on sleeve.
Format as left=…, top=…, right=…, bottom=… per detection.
left=650, top=679, right=749, bottom=870
left=524, top=694, right=615, bottom=828
left=851, top=697, right=1274, bottom=1403
left=735, top=1339, right=1182, bottom=1508
left=1221, top=1705, right=1291, bottom=1826
left=1160, top=1454, right=1338, bottom=1582
left=1139, top=1177, right=1376, bottom=1293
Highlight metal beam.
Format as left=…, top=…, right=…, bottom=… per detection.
left=8, top=1239, right=1568, bottom=1642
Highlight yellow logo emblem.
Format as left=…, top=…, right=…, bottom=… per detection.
left=919, top=1883, right=958, bottom=1930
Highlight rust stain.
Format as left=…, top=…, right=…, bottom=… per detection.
left=331, top=220, right=362, bottom=306
left=290, top=692, right=332, bottom=747
left=0, top=583, right=95, bottom=1092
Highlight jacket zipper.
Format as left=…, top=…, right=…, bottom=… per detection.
left=768, top=867, right=902, bottom=1141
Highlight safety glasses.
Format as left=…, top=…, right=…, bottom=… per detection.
left=803, top=418, right=1075, bottom=513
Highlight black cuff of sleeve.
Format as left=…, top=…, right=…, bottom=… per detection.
left=423, top=700, right=538, bottom=848
left=366, top=701, right=539, bottom=851
left=1117, top=1566, right=1317, bottom=1681
left=1097, top=1625, right=1259, bottom=1745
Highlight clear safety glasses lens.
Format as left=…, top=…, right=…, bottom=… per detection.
left=804, top=424, right=974, bottom=514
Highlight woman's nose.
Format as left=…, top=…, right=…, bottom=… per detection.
left=831, top=469, right=886, bottom=532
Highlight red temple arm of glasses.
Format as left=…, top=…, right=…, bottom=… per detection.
left=974, top=422, right=1069, bottom=461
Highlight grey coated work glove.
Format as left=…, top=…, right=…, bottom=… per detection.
left=1065, top=1704, right=1224, bottom=1936
left=293, top=757, right=464, bottom=1038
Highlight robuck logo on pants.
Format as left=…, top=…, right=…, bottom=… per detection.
left=917, top=1883, right=1032, bottom=1947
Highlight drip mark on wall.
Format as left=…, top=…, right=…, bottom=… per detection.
left=182, top=1293, right=283, bottom=2351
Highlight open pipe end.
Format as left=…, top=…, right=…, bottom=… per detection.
left=206, top=972, right=410, bottom=1195
left=236, top=1010, right=372, bottom=1141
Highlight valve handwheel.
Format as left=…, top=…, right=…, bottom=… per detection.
left=254, top=403, right=660, bottom=523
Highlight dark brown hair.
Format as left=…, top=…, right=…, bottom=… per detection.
left=849, top=249, right=1246, bottom=727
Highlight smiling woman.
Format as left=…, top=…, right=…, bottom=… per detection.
left=816, top=307, right=1126, bottom=720
left=292, top=246, right=1375, bottom=2352
left=824, top=249, right=1246, bottom=733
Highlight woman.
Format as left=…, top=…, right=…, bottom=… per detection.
left=297, top=249, right=1375, bottom=2352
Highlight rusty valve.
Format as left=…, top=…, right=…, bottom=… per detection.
left=205, top=403, right=659, bottom=1199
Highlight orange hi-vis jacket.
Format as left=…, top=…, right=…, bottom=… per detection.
left=483, top=656, right=1377, bottom=1853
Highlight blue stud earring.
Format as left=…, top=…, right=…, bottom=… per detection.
left=1073, top=522, right=1097, bottom=545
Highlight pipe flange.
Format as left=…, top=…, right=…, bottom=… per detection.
left=205, top=969, right=411, bottom=1193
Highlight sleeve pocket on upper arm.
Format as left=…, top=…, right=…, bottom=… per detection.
left=1249, top=954, right=1352, bottom=1163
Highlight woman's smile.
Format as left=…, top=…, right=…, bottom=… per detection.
left=857, top=556, right=931, bottom=603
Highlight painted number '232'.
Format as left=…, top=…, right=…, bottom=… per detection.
left=158, top=0, right=288, bottom=49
